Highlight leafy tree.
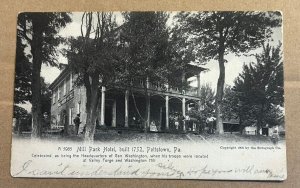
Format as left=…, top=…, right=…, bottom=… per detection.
left=174, top=11, right=281, bottom=134
left=222, top=85, right=249, bottom=132
left=14, top=33, right=32, bottom=105
left=233, top=43, right=283, bottom=134
left=13, top=105, right=28, bottom=119
left=222, top=85, right=239, bottom=121
left=168, top=19, right=200, bottom=89
left=14, top=26, right=32, bottom=126
left=13, top=105, right=29, bottom=134
left=67, top=12, right=120, bottom=141
left=122, top=12, right=172, bottom=130
left=17, top=12, right=71, bottom=138
left=198, top=84, right=215, bottom=121
left=186, top=84, right=215, bottom=132
left=197, top=84, right=215, bottom=122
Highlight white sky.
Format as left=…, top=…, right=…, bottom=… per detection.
left=41, top=12, right=283, bottom=92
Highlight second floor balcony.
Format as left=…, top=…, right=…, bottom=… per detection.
left=127, top=79, right=200, bottom=98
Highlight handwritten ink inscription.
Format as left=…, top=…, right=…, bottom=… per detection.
left=13, top=160, right=285, bottom=180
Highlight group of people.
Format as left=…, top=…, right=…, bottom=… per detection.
left=169, top=113, right=186, bottom=131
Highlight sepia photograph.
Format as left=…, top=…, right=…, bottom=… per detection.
left=11, top=11, right=286, bottom=180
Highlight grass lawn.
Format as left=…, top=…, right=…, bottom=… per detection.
left=13, top=129, right=285, bottom=145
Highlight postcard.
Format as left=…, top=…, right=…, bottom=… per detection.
left=11, top=11, right=286, bottom=180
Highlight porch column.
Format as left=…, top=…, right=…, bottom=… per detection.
left=197, top=73, right=201, bottom=97
left=182, top=71, right=186, bottom=93
left=165, top=95, right=169, bottom=130
left=125, top=90, right=129, bottom=128
left=100, top=86, right=106, bottom=125
left=146, top=77, right=150, bottom=129
left=182, top=97, right=186, bottom=132
left=112, top=99, right=117, bottom=127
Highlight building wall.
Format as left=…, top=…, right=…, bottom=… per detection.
left=50, top=73, right=86, bottom=132
left=50, top=75, right=194, bottom=132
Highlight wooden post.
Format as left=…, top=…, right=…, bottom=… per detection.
left=182, top=71, right=186, bottom=93
left=182, top=97, right=186, bottom=132
left=197, top=73, right=201, bottom=112
left=165, top=95, right=169, bottom=130
left=159, top=107, right=162, bottom=131
left=100, top=86, right=106, bottom=126
left=146, top=77, right=150, bottom=129
left=197, top=73, right=201, bottom=97
left=112, top=99, right=117, bottom=127
left=125, top=90, right=129, bottom=128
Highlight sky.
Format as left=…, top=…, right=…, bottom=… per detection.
left=41, top=12, right=283, bottom=91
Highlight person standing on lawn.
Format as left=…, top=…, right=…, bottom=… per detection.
left=73, top=114, right=81, bottom=135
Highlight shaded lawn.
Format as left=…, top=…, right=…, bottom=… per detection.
left=13, top=130, right=285, bottom=145
left=93, top=130, right=191, bottom=143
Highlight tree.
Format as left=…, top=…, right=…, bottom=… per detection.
left=14, top=25, right=32, bottom=126
left=222, top=85, right=239, bottom=121
left=221, top=85, right=249, bottom=132
left=174, top=11, right=281, bottom=134
left=13, top=105, right=28, bottom=119
left=17, top=13, right=71, bottom=138
left=14, top=32, right=32, bottom=105
left=13, top=105, right=29, bottom=134
left=189, top=84, right=215, bottom=126
left=122, top=12, right=172, bottom=130
left=233, top=43, right=283, bottom=134
left=168, top=19, right=200, bottom=89
left=67, top=12, right=120, bottom=141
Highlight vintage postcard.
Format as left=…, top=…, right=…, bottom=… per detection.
left=11, top=11, right=286, bottom=180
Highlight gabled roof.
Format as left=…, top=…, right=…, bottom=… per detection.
left=48, top=65, right=71, bottom=90
left=185, top=64, right=207, bottom=78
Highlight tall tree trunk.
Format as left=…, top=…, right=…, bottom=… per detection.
left=215, top=49, right=225, bottom=134
left=84, top=74, right=100, bottom=142
left=30, top=21, right=43, bottom=138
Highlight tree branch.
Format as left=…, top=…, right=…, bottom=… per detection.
left=18, top=23, right=32, bottom=43
left=81, top=12, right=86, bottom=37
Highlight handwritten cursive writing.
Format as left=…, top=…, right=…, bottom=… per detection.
left=12, top=160, right=285, bottom=180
